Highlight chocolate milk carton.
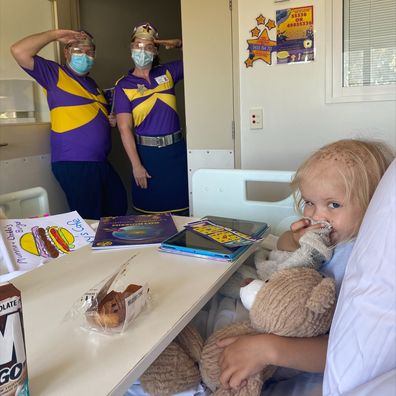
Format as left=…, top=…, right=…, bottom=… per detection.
left=0, top=283, right=29, bottom=396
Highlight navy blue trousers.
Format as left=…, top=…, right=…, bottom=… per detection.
left=52, top=161, right=127, bottom=220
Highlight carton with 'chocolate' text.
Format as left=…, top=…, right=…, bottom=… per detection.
left=0, top=283, right=29, bottom=396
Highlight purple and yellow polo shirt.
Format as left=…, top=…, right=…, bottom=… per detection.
left=23, top=56, right=111, bottom=162
left=114, top=60, right=183, bottom=136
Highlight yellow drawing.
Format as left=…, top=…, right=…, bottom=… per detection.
left=20, top=225, right=75, bottom=258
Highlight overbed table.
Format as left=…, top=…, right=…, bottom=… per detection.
left=12, top=216, right=259, bottom=395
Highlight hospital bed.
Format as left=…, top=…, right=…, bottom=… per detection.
left=191, top=165, right=396, bottom=395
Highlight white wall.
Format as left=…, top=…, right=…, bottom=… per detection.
left=0, top=1, right=69, bottom=214
left=236, top=0, right=396, bottom=171
left=0, top=0, right=56, bottom=122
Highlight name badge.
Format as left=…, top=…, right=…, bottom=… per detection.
left=155, top=75, right=169, bottom=84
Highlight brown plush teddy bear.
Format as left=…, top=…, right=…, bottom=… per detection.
left=140, top=266, right=336, bottom=396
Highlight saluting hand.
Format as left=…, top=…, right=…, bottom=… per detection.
left=55, top=29, right=87, bottom=45
left=154, top=38, right=182, bottom=50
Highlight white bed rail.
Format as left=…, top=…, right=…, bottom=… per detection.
left=191, top=169, right=299, bottom=235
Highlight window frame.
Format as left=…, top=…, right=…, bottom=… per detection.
left=325, top=0, right=396, bottom=103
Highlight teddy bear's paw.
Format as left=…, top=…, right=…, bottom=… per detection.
left=176, top=323, right=204, bottom=363
left=200, top=321, right=255, bottom=391
left=233, top=374, right=263, bottom=396
left=140, top=341, right=200, bottom=396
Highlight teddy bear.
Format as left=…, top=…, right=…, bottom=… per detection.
left=140, top=266, right=336, bottom=396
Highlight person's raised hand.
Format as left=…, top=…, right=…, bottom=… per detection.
left=55, top=29, right=86, bottom=45
left=277, top=218, right=322, bottom=251
left=289, top=218, right=322, bottom=245
left=154, top=38, right=182, bottom=50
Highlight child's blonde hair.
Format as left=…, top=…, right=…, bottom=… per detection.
left=291, top=139, right=394, bottom=232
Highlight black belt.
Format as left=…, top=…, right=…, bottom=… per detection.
left=136, top=131, right=183, bottom=148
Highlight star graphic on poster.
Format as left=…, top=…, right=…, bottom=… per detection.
left=265, top=19, right=276, bottom=30
left=245, top=29, right=277, bottom=67
left=250, top=27, right=261, bottom=37
left=256, top=14, right=265, bottom=25
left=245, top=58, right=254, bottom=67
left=137, top=84, right=147, bottom=94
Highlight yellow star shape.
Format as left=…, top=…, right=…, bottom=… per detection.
left=266, top=19, right=276, bottom=30
left=256, top=14, right=265, bottom=25
left=245, top=29, right=277, bottom=66
left=245, top=58, right=254, bottom=68
left=250, top=27, right=261, bottom=37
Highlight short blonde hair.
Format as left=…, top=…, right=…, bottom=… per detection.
left=291, top=139, right=394, bottom=227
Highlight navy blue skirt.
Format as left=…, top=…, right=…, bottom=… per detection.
left=132, top=140, right=189, bottom=213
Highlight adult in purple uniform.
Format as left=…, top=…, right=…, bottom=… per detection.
left=10, top=29, right=127, bottom=220
left=114, top=23, right=188, bottom=214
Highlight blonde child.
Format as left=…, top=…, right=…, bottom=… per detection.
left=217, top=139, right=394, bottom=393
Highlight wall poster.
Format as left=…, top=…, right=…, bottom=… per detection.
left=276, top=6, right=314, bottom=64
left=245, top=14, right=277, bottom=67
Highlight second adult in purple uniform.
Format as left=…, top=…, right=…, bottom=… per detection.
left=10, top=29, right=127, bottom=220
left=114, top=23, right=188, bottom=214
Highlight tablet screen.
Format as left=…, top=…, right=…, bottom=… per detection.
left=161, top=216, right=268, bottom=255
left=162, top=228, right=236, bottom=253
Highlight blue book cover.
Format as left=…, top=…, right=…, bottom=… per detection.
left=92, top=213, right=178, bottom=250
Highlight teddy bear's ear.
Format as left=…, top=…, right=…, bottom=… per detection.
left=306, top=277, right=336, bottom=314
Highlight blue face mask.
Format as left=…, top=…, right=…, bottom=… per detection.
left=131, top=49, right=154, bottom=69
left=68, top=53, right=94, bottom=75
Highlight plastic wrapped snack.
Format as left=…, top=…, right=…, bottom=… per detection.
left=67, top=254, right=149, bottom=334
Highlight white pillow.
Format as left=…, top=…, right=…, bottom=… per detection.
left=323, top=159, right=396, bottom=395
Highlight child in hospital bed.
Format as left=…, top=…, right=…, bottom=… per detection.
left=217, top=139, right=394, bottom=395
left=126, top=139, right=394, bottom=396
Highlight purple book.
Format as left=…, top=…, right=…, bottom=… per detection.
left=92, top=213, right=178, bottom=250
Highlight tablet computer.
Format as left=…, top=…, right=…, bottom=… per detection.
left=159, top=216, right=269, bottom=261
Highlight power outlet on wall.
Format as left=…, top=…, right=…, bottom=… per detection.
left=249, top=108, right=263, bottom=129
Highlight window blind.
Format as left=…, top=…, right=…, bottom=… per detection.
left=343, top=0, right=396, bottom=87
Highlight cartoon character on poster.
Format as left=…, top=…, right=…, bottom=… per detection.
left=276, top=6, right=314, bottom=64
left=245, top=14, right=277, bottom=67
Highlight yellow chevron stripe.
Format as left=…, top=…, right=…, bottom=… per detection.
left=122, top=70, right=174, bottom=100
left=57, top=68, right=107, bottom=105
left=133, top=93, right=176, bottom=127
left=51, top=103, right=101, bottom=133
left=122, top=70, right=177, bottom=127
left=50, top=69, right=109, bottom=132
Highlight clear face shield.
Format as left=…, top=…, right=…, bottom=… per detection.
left=68, top=43, right=96, bottom=59
left=130, top=40, right=157, bottom=69
left=130, top=41, right=157, bottom=55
